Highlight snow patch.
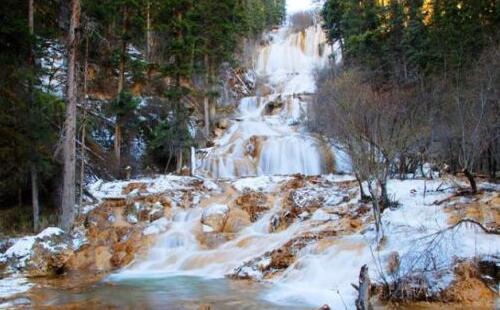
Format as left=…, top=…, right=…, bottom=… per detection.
left=232, top=176, right=290, bottom=192
left=143, top=218, right=170, bottom=236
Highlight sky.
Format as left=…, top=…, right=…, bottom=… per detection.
left=286, top=0, right=317, bottom=14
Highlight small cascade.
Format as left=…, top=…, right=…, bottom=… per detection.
left=197, top=9, right=334, bottom=179
left=112, top=1, right=354, bottom=308
left=113, top=199, right=301, bottom=280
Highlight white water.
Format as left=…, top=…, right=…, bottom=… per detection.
left=197, top=4, right=333, bottom=179
left=112, top=2, right=362, bottom=308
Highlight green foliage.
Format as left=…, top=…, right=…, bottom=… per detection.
left=322, top=0, right=499, bottom=81
left=0, top=0, right=62, bottom=206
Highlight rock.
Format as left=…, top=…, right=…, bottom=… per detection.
left=201, top=204, right=230, bottom=233
left=0, top=228, right=73, bottom=277
left=223, top=208, right=251, bottom=233
left=350, top=218, right=363, bottom=230
left=213, top=128, right=225, bottom=137
left=217, top=118, right=230, bottom=129
left=181, top=166, right=191, bottom=176
left=235, top=191, right=269, bottom=222
left=122, top=182, right=148, bottom=195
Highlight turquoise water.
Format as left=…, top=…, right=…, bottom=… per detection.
left=36, top=276, right=310, bottom=309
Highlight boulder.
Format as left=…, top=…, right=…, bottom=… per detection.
left=0, top=228, right=73, bottom=277
left=217, top=118, right=230, bottom=129
left=201, top=204, right=230, bottom=233
left=235, top=191, right=269, bottom=222
left=223, top=208, right=251, bottom=233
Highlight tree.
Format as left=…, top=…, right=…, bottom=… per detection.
left=61, top=0, right=80, bottom=231
left=310, top=68, right=427, bottom=241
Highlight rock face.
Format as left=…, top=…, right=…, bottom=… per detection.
left=234, top=191, right=269, bottom=222
left=201, top=204, right=230, bottom=233
left=0, top=228, right=73, bottom=277
left=200, top=204, right=251, bottom=234
left=231, top=230, right=337, bottom=280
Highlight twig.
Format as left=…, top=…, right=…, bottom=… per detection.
left=445, top=218, right=499, bottom=235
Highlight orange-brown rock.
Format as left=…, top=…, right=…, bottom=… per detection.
left=235, top=191, right=269, bottom=222
left=440, top=261, right=495, bottom=307
left=223, top=208, right=252, bottom=233
left=122, top=182, right=148, bottom=195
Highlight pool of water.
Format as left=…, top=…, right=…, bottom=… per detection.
left=30, top=275, right=311, bottom=309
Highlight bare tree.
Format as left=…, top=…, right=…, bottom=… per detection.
left=436, top=46, right=499, bottom=193
left=310, top=68, right=427, bottom=241
left=61, top=0, right=81, bottom=231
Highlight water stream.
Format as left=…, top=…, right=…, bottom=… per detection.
left=37, top=2, right=342, bottom=309
left=197, top=2, right=333, bottom=179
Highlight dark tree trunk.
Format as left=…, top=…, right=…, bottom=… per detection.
left=61, top=0, right=80, bottom=231
left=463, top=168, right=477, bottom=193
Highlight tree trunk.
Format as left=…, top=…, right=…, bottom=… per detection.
left=79, top=36, right=89, bottom=207
left=203, top=54, right=210, bottom=141
left=114, top=124, right=122, bottom=175
left=367, top=181, right=383, bottom=242
left=487, top=145, right=496, bottom=180
left=176, top=149, right=183, bottom=174
left=190, top=146, right=196, bottom=176
left=29, top=0, right=40, bottom=233
left=114, top=6, right=128, bottom=176
left=61, top=0, right=80, bottom=231
left=29, top=0, right=34, bottom=32
left=145, top=0, right=152, bottom=61
left=463, top=168, right=477, bottom=193
left=379, top=179, right=390, bottom=210
left=31, top=165, right=40, bottom=232
left=355, top=173, right=369, bottom=201
left=354, top=265, right=372, bottom=310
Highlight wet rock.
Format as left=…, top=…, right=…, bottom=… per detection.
left=201, top=204, right=230, bottom=233
left=231, top=231, right=337, bottom=279
left=235, top=191, right=269, bottom=222
left=223, top=208, right=251, bottom=233
left=217, top=118, right=230, bottom=129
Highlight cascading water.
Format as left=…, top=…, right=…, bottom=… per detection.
left=196, top=4, right=334, bottom=179
left=111, top=1, right=351, bottom=308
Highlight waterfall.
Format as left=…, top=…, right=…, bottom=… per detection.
left=111, top=1, right=351, bottom=307
left=197, top=9, right=333, bottom=179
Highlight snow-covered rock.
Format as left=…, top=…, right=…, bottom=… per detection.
left=0, top=228, right=72, bottom=276
left=201, top=204, right=230, bottom=232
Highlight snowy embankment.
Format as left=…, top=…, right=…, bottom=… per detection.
left=0, top=175, right=498, bottom=308
left=264, top=179, right=499, bottom=308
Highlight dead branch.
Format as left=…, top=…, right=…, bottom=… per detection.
left=446, top=218, right=500, bottom=235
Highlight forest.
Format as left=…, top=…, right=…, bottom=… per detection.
left=0, top=0, right=498, bottom=309
left=311, top=0, right=499, bottom=238
left=0, top=0, right=285, bottom=232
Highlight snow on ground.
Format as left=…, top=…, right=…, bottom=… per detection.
left=263, top=178, right=500, bottom=309
left=88, top=175, right=202, bottom=200
left=232, top=176, right=290, bottom=192
left=0, top=228, right=64, bottom=268
left=143, top=218, right=170, bottom=236
left=202, top=204, right=229, bottom=217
